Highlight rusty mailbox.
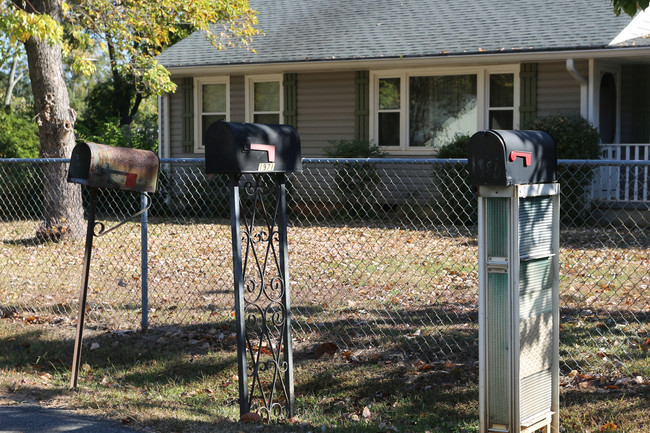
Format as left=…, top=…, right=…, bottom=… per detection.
left=68, top=141, right=160, bottom=193
left=67, top=141, right=159, bottom=389
left=468, top=129, right=556, bottom=187
left=204, top=121, right=301, bottom=174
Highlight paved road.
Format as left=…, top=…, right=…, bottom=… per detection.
left=0, top=404, right=142, bottom=433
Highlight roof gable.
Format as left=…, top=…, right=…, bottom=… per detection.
left=158, top=0, right=634, bottom=68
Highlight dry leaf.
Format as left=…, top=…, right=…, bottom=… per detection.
left=362, top=406, right=371, bottom=419
left=315, top=342, right=338, bottom=358
left=240, top=412, right=263, bottom=423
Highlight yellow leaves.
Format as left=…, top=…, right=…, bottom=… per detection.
left=1, top=6, right=64, bottom=45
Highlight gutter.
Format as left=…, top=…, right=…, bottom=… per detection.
left=566, top=59, right=589, bottom=118
left=160, top=46, right=650, bottom=77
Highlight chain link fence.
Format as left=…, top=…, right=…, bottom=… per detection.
left=1, top=158, right=648, bottom=379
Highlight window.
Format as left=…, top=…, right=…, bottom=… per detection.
left=194, top=77, right=229, bottom=152
left=246, top=75, right=283, bottom=124
left=409, top=75, right=477, bottom=148
left=488, top=73, right=515, bottom=129
left=371, top=67, right=518, bottom=153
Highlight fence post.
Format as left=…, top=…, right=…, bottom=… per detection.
left=141, top=192, right=149, bottom=331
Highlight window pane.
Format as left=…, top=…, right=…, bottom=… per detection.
left=489, top=74, right=514, bottom=107
left=254, top=81, right=280, bottom=112
left=202, top=114, right=226, bottom=136
left=489, top=110, right=513, bottom=130
left=379, top=78, right=400, bottom=110
left=378, top=112, right=400, bottom=147
left=254, top=113, right=280, bottom=124
left=202, top=84, right=227, bottom=113
left=409, top=75, right=477, bottom=147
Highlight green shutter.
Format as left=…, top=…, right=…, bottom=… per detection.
left=519, top=64, right=537, bottom=130
left=283, top=73, right=298, bottom=128
left=354, top=71, right=369, bottom=142
left=181, top=77, right=194, bottom=153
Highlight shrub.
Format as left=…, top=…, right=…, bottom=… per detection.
left=324, top=139, right=386, bottom=219
left=532, top=114, right=601, bottom=226
left=0, top=112, right=40, bottom=158
left=436, top=133, right=471, bottom=158
left=531, top=113, right=600, bottom=159
left=432, top=133, right=476, bottom=225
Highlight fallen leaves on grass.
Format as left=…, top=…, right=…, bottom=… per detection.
left=315, top=342, right=338, bottom=358
left=240, top=412, right=263, bottom=423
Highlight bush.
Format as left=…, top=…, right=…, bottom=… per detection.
left=324, top=139, right=387, bottom=219
left=432, top=133, right=477, bottom=225
left=531, top=113, right=600, bottom=159
left=532, top=114, right=601, bottom=226
left=325, top=139, right=387, bottom=158
left=436, top=133, right=471, bottom=158
left=0, top=112, right=40, bottom=158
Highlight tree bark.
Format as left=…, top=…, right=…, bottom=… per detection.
left=23, top=0, right=85, bottom=239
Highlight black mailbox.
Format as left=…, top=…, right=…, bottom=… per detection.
left=68, top=141, right=160, bottom=193
left=204, top=121, right=302, bottom=174
left=467, top=129, right=557, bottom=186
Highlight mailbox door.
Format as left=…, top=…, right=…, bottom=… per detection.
left=204, top=121, right=302, bottom=174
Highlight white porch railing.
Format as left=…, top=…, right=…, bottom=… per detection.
left=594, top=144, right=650, bottom=203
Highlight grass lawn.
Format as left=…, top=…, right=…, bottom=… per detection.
left=1, top=319, right=648, bottom=433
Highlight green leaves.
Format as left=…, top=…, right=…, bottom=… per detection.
left=1, top=0, right=259, bottom=97
left=612, top=0, right=650, bottom=17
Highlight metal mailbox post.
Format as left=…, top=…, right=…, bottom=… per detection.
left=67, top=141, right=159, bottom=388
left=468, top=130, right=560, bottom=433
left=204, top=121, right=301, bottom=420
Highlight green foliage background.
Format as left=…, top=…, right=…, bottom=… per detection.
left=0, top=112, right=39, bottom=158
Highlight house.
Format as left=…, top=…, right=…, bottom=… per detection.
left=157, top=0, right=650, bottom=159
left=156, top=0, right=650, bottom=218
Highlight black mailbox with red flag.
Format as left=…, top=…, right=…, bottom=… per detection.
left=204, top=121, right=302, bottom=174
left=467, top=129, right=557, bottom=186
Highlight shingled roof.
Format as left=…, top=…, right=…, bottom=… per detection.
left=158, top=0, right=637, bottom=68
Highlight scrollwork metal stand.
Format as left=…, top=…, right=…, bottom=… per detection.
left=229, top=173, right=295, bottom=420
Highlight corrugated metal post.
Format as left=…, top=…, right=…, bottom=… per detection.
left=141, top=192, right=149, bottom=331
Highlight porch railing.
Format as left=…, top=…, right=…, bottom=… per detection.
left=595, top=144, right=650, bottom=203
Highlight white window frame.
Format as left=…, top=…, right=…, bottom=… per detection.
left=485, top=66, right=520, bottom=131
left=245, top=74, right=284, bottom=124
left=370, top=65, right=519, bottom=154
left=194, top=76, right=230, bottom=153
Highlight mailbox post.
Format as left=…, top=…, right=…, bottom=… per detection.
left=204, top=121, right=300, bottom=420
left=468, top=130, right=560, bottom=433
left=67, top=141, right=159, bottom=388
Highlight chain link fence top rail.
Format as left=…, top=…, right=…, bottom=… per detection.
left=1, top=158, right=648, bottom=379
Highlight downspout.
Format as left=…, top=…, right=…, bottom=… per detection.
left=566, top=59, right=588, bottom=118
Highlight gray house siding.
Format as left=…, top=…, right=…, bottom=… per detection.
left=230, top=75, right=245, bottom=123
left=536, top=60, right=585, bottom=118
left=297, top=72, right=356, bottom=157
left=169, top=78, right=186, bottom=158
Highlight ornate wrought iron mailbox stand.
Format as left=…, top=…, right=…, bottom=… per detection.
left=205, top=121, right=301, bottom=420
left=67, top=141, right=160, bottom=388
left=469, top=130, right=560, bottom=433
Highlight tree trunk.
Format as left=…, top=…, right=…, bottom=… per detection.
left=4, top=54, right=24, bottom=112
left=23, top=0, right=85, bottom=239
